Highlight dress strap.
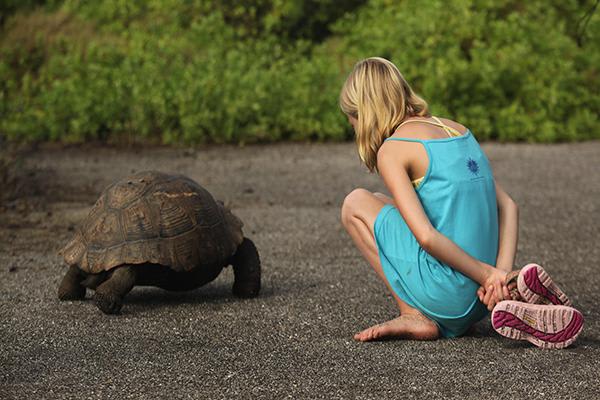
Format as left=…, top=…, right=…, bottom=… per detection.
left=395, top=116, right=462, bottom=138
left=431, top=116, right=461, bottom=137
left=384, top=137, right=425, bottom=143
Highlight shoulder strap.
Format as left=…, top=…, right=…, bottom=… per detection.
left=431, top=116, right=461, bottom=137
left=384, top=137, right=425, bottom=143
left=396, top=117, right=462, bottom=137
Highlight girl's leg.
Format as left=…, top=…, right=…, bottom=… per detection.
left=341, top=188, right=439, bottom=341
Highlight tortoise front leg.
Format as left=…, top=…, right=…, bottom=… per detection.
left=93, top=265, right=137, bottom=314
left=231, top=238, right=261, bottom=298
left=58, top=265, right=87, bottom=301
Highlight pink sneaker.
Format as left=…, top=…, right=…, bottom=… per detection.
left=518, top=263, right=572, bottom=306
left=492, top=301, right=584, bottom=349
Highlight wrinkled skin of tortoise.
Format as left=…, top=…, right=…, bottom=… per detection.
left=57, top=171, right=260, bottom=314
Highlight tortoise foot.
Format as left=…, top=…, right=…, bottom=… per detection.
left=93, top=292, right=123, bottom=314
left=232, top=238, right=261, bottom=298
left=58, top=265, right=87, bottom=301
left=233, top=283, right=260, bottom=298
left=58, top=284, right=86, bottom=301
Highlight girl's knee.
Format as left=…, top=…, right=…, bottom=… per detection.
left=342, top=188, right=371, bottom=211
left=341, top=188, right=372, bottom=226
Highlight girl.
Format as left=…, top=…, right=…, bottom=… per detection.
left=339, top=57, right=583, bottom=347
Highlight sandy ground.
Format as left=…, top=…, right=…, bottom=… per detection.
left=1, top=141, right=599, bottom=399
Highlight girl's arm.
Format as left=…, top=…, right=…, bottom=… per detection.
left=494, top=182, right=519, bottom=272
left=377, top=144, right=509, bottom=307
left=477, top=182, right=519, bottom=305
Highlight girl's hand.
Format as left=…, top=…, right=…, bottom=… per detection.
left=505, top=269, right=520, bottom=300
left=478, top=269, right=519, bottom=305
left=477, top=268, right=510, bottom=311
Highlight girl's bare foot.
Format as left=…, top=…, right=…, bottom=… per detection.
left=354, top=313, right=440, bottom=342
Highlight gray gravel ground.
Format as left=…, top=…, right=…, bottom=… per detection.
left=1, top=141, right=599, bottom=399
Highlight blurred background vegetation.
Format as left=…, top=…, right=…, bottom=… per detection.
left=1, top=0, right=598, bottom=144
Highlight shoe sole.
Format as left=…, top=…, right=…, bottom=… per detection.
left=492, top=301, right=583, bottom=349
left=518, top=263, right=572, bottom=306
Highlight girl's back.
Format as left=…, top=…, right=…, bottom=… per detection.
left=386, top=117, right=499, bottom=265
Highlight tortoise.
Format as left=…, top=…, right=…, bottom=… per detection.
left=58, top=170, right=260, bottom=314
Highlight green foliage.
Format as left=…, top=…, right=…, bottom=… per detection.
left=1, top=0, right=47, bottom=25
left=0, top=0, right=598, bottom=143
left=332, top=0, right=600, bottom=141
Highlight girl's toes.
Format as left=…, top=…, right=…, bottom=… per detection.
left=355, top=327, right=374, bottom=342
left=354, top=330, right=365, bottom=341
left=360, top=330, right=368, bottom=341
left=371, top=326, right=382, bottom=340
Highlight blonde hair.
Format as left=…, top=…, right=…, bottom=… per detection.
left=339, top=57, right=430, bottom=172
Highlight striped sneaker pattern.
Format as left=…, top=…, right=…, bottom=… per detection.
left=517, top=263, right=572, bottom=306
left=492, top=301, right=584, bottom=349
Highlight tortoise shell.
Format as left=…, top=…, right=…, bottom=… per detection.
left=61, top=171, right=243, bottom=274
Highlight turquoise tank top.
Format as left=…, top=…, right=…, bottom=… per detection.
left=374, top=117, right=499, bottom=337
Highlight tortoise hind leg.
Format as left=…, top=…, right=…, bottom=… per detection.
left=93, top=265, right=137, bottom=314
left=58, top=265, right=87, bottom=301
left=231, top=238, right=261, bottom=298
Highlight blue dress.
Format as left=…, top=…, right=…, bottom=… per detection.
left=374, top=122, right=498, bottom=338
